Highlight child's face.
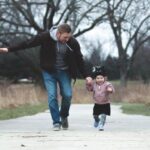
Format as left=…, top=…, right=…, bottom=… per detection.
left=95, top=75, right=105, bottom=84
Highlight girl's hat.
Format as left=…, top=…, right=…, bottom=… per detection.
left=92, top=66, right=107, bottom=78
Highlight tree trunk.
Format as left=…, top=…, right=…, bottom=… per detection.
left=120, top=63, right=128, bottom=87
left=120, top=72, right=127, bottom=87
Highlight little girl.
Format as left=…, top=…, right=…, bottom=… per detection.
left=86, top=66, right=115, bottom=131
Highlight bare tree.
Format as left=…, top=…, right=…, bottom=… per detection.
left=106, top=0, right=150, bottom=86
left=0, top=0, right=110, bottom=40
left=0, top=0, right=108, bottom=81
left=89, top=41, right=103, bottom=66
left=131, top=41, right=150, bottom=83
left=0, top=0, right=110, bottom=81
left=1, top=0, right=149, bottom=86
left=82, top=39, right=104, bottom=76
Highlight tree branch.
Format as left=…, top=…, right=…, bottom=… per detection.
left=0, top=18, right=31, bottom=27
left=125, top=15, right=150, bottom=51
left=11, top=0, right=43, bottom=32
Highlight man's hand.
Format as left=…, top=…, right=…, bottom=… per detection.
left=0, top=48, right=8, bottom=53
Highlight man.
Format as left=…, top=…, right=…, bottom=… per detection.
left=0, top=23, right=92, bottom=131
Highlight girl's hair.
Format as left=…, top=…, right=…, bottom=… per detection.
left=92, top=66, right=107, bottom=78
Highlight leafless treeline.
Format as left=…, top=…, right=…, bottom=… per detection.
left=0, top=0, right=149, bottom=86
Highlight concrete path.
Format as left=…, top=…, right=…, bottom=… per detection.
left=0, top=104, right=150, bottom=150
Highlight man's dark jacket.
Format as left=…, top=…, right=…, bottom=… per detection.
left=8, top=31, right=87, bottom=79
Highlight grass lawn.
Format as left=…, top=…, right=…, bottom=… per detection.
left=0, top=102, right=48, bottom=120
left=121, top=103, right=150, bottom=116
left=0, top=102, right=150, bottom=120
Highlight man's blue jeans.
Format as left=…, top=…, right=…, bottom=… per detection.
left=42, top=70, right=72, bottom=125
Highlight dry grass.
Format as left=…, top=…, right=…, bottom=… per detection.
left=0, top=80, right=150, bottom=109
left=72, top=83, right=93, bottom=104
left=0, top=83, right=47, bottom=109
left=73, top=80, right=150, bottom=106
left=114, top=81, right=150, bottom=106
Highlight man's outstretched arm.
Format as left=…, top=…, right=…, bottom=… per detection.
left=0, top=32, right=49, bottom=53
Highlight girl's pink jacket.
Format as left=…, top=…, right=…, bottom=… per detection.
left=86, top=81, right=115, bottom=104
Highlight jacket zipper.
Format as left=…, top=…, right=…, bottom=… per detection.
left=66, top=43, right=73, bottom=51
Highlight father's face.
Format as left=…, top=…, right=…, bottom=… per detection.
left=57, top=32, right=72, bottom=43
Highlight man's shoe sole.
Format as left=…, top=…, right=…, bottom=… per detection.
left=53, top=128, right=60, bottom=131
left=62, top=127, right=68, bottom=130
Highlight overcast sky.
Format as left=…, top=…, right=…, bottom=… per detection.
left=78, top=24, right=118, bottom=58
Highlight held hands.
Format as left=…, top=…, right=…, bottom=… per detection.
left=85, top=77, right=93, bottom=91
left=0, top=48, right=8, bottom=53
left=85, top=77, right=93, bottom=85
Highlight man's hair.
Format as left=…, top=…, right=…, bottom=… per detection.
left=58, top=23, right=72, bottom=33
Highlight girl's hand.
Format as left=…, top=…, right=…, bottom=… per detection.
left=107, top=87, right=113, bottom=93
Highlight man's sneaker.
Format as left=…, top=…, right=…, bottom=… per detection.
left=53, top=123, right=60, bottom=131
left=61, top=117, right=69, bottom=130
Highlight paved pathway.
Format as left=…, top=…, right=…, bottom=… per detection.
left=0, top=104, right=150, bottom=150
